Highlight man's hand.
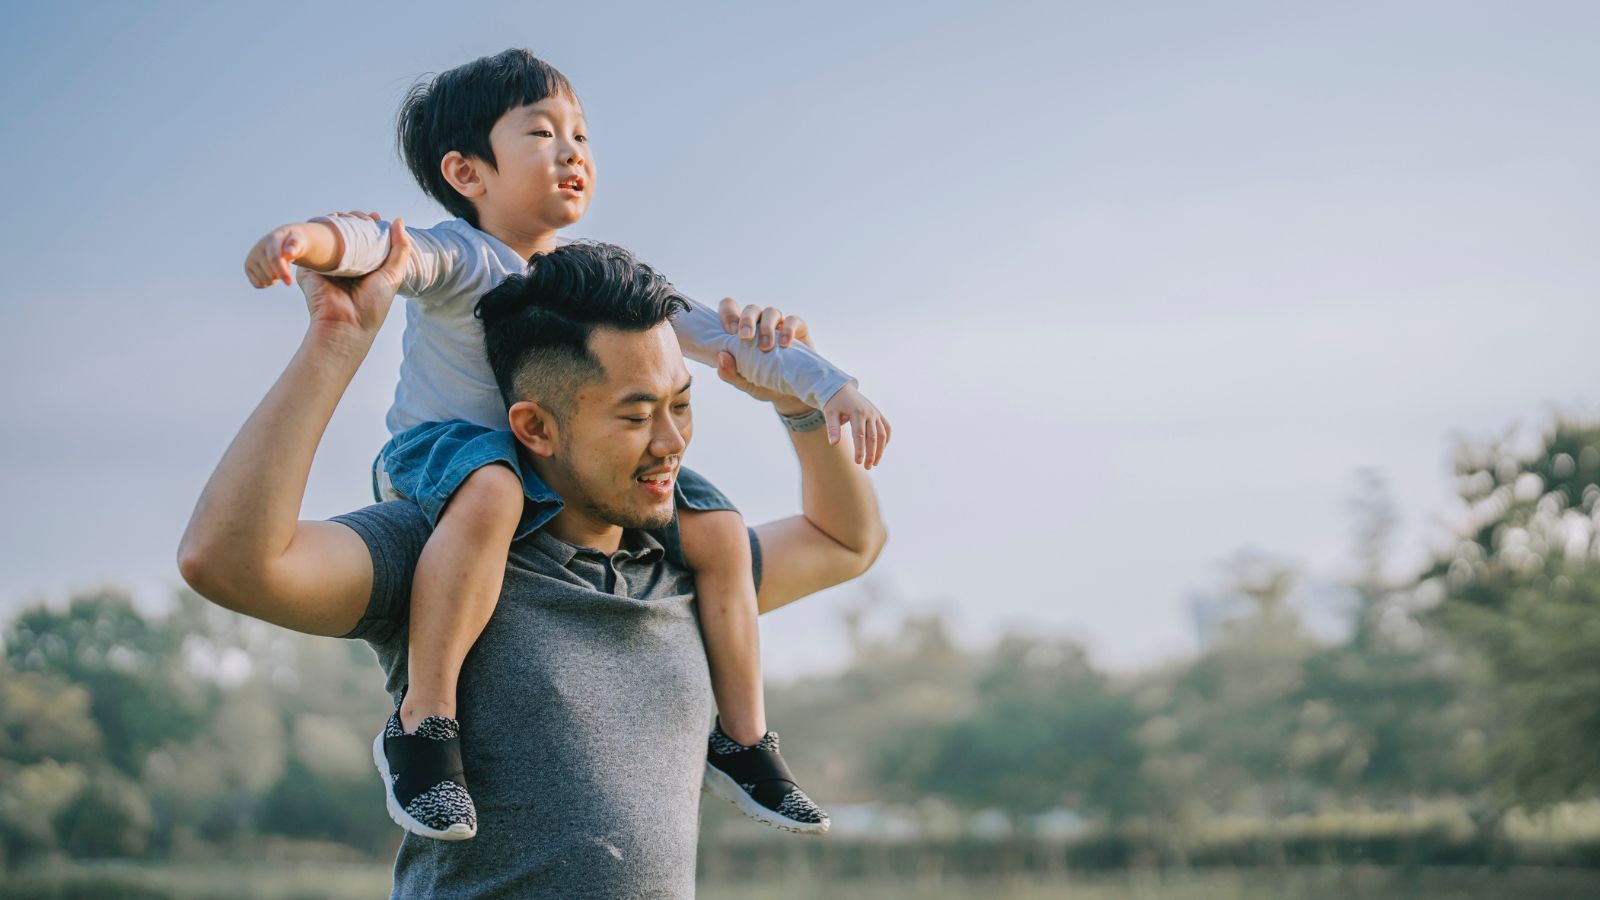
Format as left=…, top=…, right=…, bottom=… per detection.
left=296, top=218, right=411, bottom=341
left=714, top=297, right=891, bottom=469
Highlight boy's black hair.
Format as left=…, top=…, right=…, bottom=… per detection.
left=476, top=241, right=688, bottom=420
left=397, top=48, right=577, bottom=227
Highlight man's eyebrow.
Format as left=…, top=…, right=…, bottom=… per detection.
left=615, top=376, right=693, bottom=406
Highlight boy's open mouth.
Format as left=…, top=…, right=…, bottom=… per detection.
left=558, top=176, right=585, bottom=193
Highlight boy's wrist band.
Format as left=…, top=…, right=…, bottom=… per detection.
left=777, top=407, right=826, bottom=433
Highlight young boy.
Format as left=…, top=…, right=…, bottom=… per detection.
left=242, top=49, right=889, bottom=841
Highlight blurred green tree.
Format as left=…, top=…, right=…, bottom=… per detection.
left=1421, top=419, right=1600, bottom=804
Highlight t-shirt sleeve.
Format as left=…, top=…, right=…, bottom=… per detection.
left=330, top=500, right=432, bottom=644
left=669, top=291, right=855, bottom=412
left=315, top=216, right=475, bottom=301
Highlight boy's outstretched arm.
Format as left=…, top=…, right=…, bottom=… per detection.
left=712, top=336, right=888, bottom=615
left=244, top=213, right=466, bottom=298
left=672, top=296, right=891, bottom=467
left=181, top=223, right=414, bottom=635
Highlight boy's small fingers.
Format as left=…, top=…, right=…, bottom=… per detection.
left=739, top=304, right=760, bottom=339
left=719, top=297, right=740, bottom=334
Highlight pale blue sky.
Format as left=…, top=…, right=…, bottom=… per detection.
left=2, top=1, right=1597, bottom=673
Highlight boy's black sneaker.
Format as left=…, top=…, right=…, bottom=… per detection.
left=372, top=710, right=478, bottom=840
left=702, top=721, right=829, bottom=835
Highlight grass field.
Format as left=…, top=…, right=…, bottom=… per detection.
left=4, top=863, right=1600, bottom=899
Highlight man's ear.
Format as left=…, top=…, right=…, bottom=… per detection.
left=440, top=151, right=488, bottom=201
left=509, top=399, right=559, bottom=458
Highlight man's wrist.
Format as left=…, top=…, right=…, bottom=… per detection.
left=777, top=406, right=826, bottom=432
left=304, top=322, right=377, bottom=365
left=771, top=397, right=810, bottom=417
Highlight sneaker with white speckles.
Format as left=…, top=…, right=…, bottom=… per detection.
left=372, top=708, right=478, bottom=841
left=702, top=720, right=829, bottom=835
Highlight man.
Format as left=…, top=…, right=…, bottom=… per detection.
left=178, top=228, right=886, bottom=897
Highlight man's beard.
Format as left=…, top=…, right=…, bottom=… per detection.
left=588, top=493, right=675, bottom=531
left=551, top=456, right=676, bottom=530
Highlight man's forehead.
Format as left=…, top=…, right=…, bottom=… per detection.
left=587, top=325, right=689, bottom=402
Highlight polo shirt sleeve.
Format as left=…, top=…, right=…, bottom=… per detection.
left=331, top=500, right=432, bottom=645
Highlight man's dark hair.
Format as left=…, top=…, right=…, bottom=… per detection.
left=476, top=241, right=689, bottom=420
left=397, top=48, right=577, bottom=227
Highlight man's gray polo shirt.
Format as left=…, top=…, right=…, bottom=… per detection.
left=334, top=499, right=760, bottom=899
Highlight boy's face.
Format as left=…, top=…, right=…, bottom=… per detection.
left=478, top=93, right=596, bottom=231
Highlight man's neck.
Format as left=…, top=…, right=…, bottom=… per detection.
left=474, top=213, right=561, bottom=260
left=530, top=460, right=626, bottom=554
left=541, top=509, right=624, bottom=555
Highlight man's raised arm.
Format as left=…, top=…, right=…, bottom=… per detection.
left=178, top=223, right=414, bottom=636
left=711, top=340, right=888, bottom=615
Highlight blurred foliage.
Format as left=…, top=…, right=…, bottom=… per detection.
left=1422, top=419, right=1600, bottom=804
left=0, top=592, right=395, bottom=868
left=3, top=416, right=1600, bottom=873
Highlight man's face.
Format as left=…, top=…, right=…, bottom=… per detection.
left=479, top=93, right=596, bottom=231
left=548, top=323, right=693, bottom=531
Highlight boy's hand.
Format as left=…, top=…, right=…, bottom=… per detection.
left=245, top=215, right=365, bottom=288
left=245, top=223, right=314, bottom=288
left=295, top=218, right=410, bottom=341
left=822, top=382, right=890, bottom=469
left=715, top=298, right=890, bottom=469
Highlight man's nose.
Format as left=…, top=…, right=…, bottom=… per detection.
left=650, top=417, right=687, bottom=458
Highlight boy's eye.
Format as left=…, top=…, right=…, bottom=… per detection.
left=575, top=134, right=587, bottom=143
left=531, top=130, right=553, bottom=138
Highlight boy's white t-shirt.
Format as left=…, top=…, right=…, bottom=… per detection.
left=320, top=217, right=854, bottom=437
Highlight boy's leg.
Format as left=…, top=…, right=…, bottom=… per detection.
left=403, top=462, right=524, bottom=731
left=376, top=461, right=522, bottom=842
left=681, top=506, right=829, bottom=835
left=679, top=508, right=766, bottom=745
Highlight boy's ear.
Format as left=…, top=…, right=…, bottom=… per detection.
left=441, top=151, right=488, bottom=201
left=508, top=399, right=559, bottom=458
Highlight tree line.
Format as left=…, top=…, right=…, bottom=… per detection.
left=5, top=419, right=1600, bottom=868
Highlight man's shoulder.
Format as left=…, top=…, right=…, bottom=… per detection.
left=333, top=499, right=431, bottom=545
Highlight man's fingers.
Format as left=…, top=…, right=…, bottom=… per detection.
left=779, top=315, right=807, bottom=348
left=739, top=304, right=760, bottom=340
left=877, top=417, right=891, bottom=465
left=715, top=351, right=750, bottom=391
left=719, top=297, right=740, bottom=335
left=756, top=306, right=782, bottom=351
left=376, top=218, right=410, bottom=278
